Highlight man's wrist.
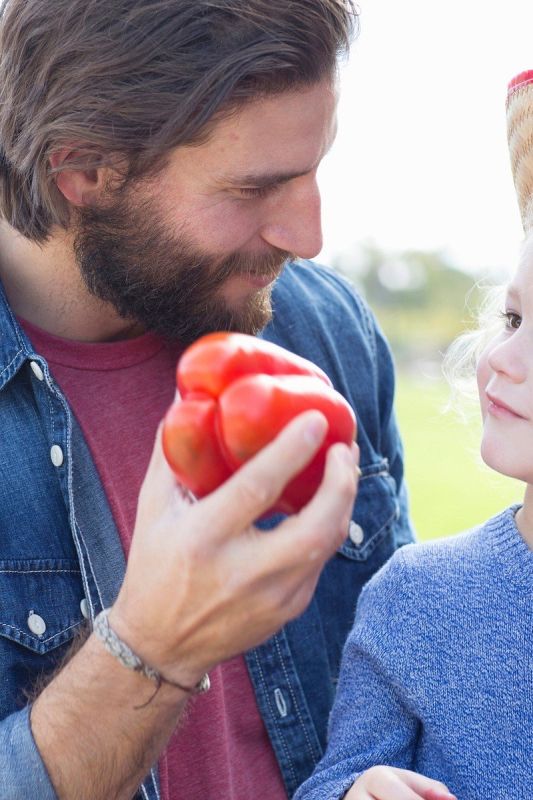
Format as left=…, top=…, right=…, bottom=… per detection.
left=94, top=609, right=210, bottom=702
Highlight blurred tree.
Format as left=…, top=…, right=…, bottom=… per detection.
left=332, top=242, right=485, bottom=368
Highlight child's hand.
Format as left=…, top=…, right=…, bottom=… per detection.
left=345, top=766, right=457, bottom=800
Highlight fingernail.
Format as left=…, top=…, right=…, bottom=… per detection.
left=303, top=413, right=327, bottom=445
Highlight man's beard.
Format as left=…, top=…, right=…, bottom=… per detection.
left=73, top=193, right=290, bottom=343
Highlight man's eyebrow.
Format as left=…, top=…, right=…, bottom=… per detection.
left=218, top=120, right=338, bottom=189
left=219, top=168, right=312, bottom=188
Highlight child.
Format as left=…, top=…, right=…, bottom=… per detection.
left=294, top=71, right=533, bottom=800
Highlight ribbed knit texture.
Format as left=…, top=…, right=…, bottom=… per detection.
left=294, top=506, right=533, bottom=800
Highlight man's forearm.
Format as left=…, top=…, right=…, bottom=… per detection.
left=31, top=633, right=189, bottom=800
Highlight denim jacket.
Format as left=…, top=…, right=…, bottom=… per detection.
left=0, top=260, right=414, bottom=800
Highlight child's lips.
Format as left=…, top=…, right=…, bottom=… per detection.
left=486, top=391, right=525, bottom=419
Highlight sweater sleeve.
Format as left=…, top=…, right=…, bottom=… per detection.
left=294, top=552, right=419, bottom=800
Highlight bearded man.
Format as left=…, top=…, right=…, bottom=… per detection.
left=0, top=2, right=414, bottom=799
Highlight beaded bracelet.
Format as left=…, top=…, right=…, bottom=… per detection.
left=93, top=608, right=210, bottom=706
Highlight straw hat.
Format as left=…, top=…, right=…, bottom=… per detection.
left=507, top=70, right=533, bottom=234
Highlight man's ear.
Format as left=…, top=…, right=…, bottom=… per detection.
left=49, top=148, right=108, bottom=207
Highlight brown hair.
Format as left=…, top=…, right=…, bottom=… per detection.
left=0, top=0, right=358, bottom=242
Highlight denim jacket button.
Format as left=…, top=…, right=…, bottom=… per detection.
left=30, top=361, right=44, bottom=381
left=274, top=688, right=288, bottom=718
left=348, top=521, right=364, bottom=546
left=27, top=613, right=47, bottom=636
left=50, top=445, right=64, bottom=467
left=80, top=599, right=90, bottom=619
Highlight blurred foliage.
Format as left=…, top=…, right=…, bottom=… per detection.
left=333, top=242, right=487, bottom=367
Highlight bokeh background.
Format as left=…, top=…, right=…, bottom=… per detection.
left=317, top=0, right=533, bottom=540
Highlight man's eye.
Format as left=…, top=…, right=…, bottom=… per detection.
left=500, top=310, right=522, bottom=330
left=238, top=184, right=279, bottom=199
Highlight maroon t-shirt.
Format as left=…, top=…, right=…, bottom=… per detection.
left=20, top=318, right=287, bottom=800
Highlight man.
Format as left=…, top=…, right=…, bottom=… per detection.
left=0, top=1, right=414, bottom=798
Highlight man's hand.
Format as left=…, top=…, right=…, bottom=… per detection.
left=32, top=410, right=358, bottom=800
left=345, top=767, right=457, bottom=800
left=110, top=409, right=359, bottom=687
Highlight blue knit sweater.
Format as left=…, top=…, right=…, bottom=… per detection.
left=294, top=506, right=533, bottom=800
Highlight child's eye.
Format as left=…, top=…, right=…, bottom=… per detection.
left=500, top=310, right=522, bottom=330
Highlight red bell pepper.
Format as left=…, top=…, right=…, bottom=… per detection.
left=163, top=332, right=356, bottom=515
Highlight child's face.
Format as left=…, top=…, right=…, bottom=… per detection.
left=477, top=234, right=533, bottom=482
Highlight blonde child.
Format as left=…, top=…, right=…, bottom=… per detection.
left=294, top=71, right=533, bottom=800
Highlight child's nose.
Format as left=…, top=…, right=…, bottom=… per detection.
left=487, top=334, right=528, bottom=383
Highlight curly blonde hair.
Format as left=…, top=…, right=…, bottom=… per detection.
left=442, top=283, right=506, bottom=407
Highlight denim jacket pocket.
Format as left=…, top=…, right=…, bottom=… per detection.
left=0, top=559, right=86, bottom=654
left=338, top=459, right=400, bottom=562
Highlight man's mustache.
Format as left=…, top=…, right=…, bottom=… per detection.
left=214, top=248, right=293, bottom=281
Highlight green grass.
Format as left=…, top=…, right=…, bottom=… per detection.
left=395, top=373, right=523, bottom=541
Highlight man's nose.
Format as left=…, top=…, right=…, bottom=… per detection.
left=260, top=177, right=323, bottom=259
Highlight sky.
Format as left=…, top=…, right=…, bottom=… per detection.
left=318, top=0, right=533, bottom=279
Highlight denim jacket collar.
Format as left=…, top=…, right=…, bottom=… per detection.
left=0, top=278, right=34, bottom=390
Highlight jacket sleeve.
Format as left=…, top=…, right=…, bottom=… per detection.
left=0, top=705, right=58, bottom=799
left=293, top=554, right=419, bottom=800
left=372, top=312, right=415, bottom=547
left=322, top=265, right=416, bottom=549
left=338, top=271, right=415, bottom=549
